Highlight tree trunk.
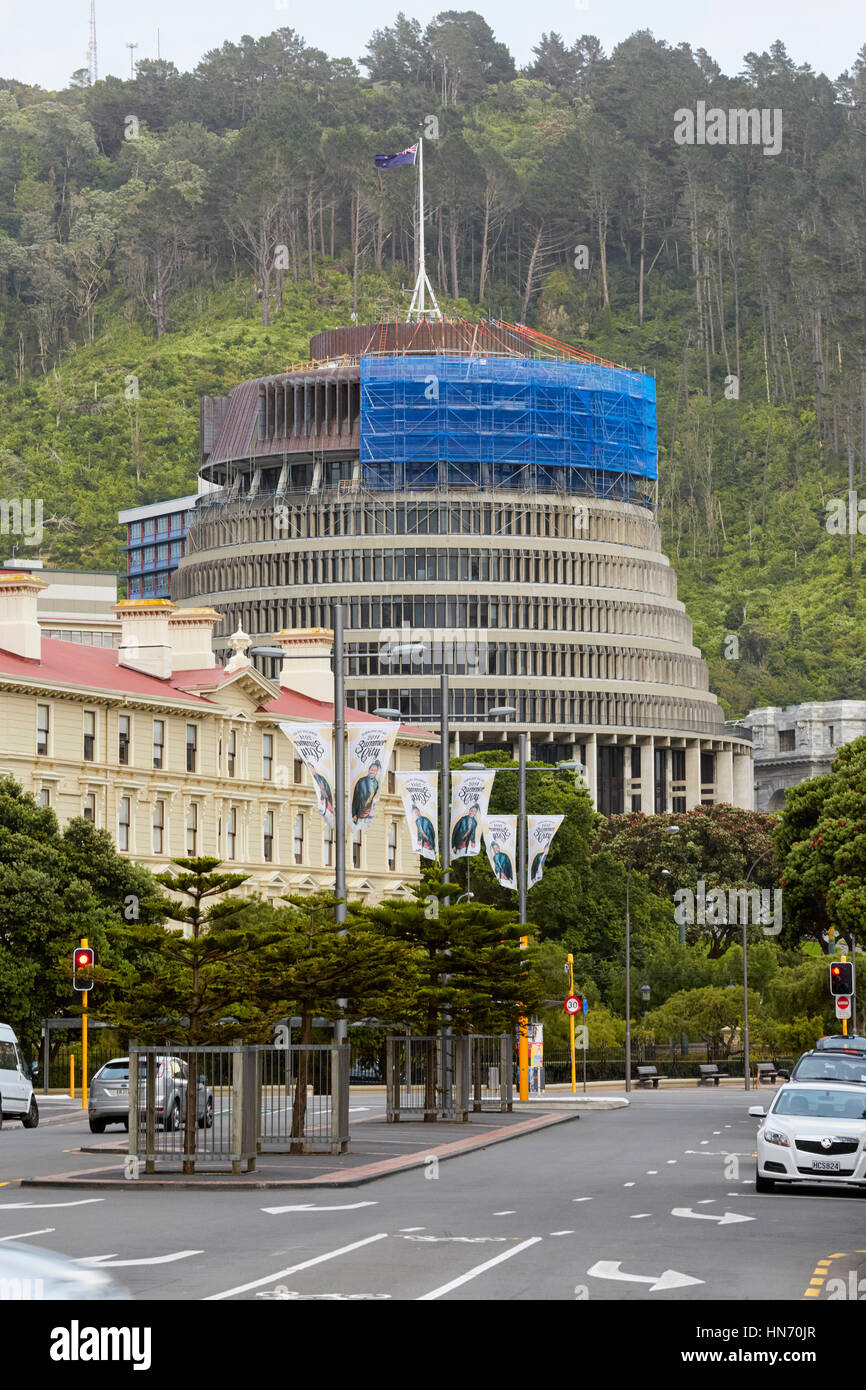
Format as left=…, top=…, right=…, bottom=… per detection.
left=521, top=223, right=544, bottom=321
left=449, top=206, right=459, bottom=300
left=479, top=187, right=491, bottom=301
left=290, top=1009, right=312, bottom=1154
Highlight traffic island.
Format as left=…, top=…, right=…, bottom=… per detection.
left=19, top=1107, right=580, bottom=1191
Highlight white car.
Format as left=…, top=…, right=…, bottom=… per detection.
left=0, top=1023, right=38, bottom=1129
left=751, top=1080, right=866, bottom=1192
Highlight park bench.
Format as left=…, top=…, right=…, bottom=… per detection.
left=755, top=1062, right=779, bottom=1085
left=635, top=1065, right=666, bottom=1089
left=698, top=1063, right=721, bottom=1086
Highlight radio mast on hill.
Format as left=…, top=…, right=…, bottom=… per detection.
left=88, top=2, right=98, bottom=86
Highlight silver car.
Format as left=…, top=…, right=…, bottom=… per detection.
left=88, top=1055, right=214, bottom=1133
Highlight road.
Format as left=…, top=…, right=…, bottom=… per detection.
left=1, top=1088, right=863, bottom=1301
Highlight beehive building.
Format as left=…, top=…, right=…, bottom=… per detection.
left=172, top=319, right=753, bottom=814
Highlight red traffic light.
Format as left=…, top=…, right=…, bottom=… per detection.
left=73, top=946, right=95, bottom=992
left=830, top=961, right=854, bottom=995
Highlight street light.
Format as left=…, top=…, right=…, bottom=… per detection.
left=640, top=982, right=651, bottom=1007
left=625, top=825, right=680, bottom=1094
left=742, top=846, right=774, bottom=1092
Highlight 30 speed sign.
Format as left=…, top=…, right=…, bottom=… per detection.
left=564, top=995, right=582, bottom=1015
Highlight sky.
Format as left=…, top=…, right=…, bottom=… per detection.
left=0, top=0, right=862, bottom=90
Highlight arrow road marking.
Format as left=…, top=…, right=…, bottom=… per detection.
left=206, top=1232, right=390, bottom=1301
left=0, top=1199, right=105, bottom=1210
left=588, top=1260, right=704, bottom=1293
left=261, top=1201, right=378, bottom=1215
left=671, top=1207, right=754, bottom=1225
left=0, top=1228, right=56, bottom=1242
left=77, top=1250, right=203, bottom=1268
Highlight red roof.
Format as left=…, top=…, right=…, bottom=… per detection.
left=0, top=639, right=434, bottom=737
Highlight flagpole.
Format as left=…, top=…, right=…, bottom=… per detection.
left=407, top=138, right=441, bottom=322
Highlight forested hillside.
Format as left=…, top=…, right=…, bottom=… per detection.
left=0, top=18, right=864, bottom=716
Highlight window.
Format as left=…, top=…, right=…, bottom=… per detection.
left=779, top=729, right=795, bottom=752
left=186, top=724, right=198, bottom=772
left=118, top=796, right=131, bottom=852
left=118, top=715, right=130, bottom=765
left=388, top=821, right=398, bottom=872
left=37, top=704, right=49, bottom=756
left=83, top=793, right=96, bottom=823
left=263, top=733, right=274, bottom=781
left=387, top=769, right=396, bottom=794
left=293, top=757, right=303, bottom=784
left=352, top=826, right=362, bottom=868
left=292, top=813, right=303, bottom=865
left=227, top=807, right=237, bottom=860
left=83, top=710, right=95, bottom=761
left=265, top=810, right=275, bottom=863
left=186, top=803, right=198, bottom=855
left=227, top=729, right=236, bottom=777
left=153, top=800, right=165, bottom=854
left=323, top=823, right=335, bottom=867
left=828, top=725, right=836, bottom=747
left=37, top=787, right=50, bottom=808
left=153, top=720, right=165, bottom=770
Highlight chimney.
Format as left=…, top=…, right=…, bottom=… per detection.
left=0, top=571, right=45, bottom=659
left=168, top=606, right=222, bottom=671
left=274, top=628, right=334, bottom=702
left=114, top=599, right=174, bottom=679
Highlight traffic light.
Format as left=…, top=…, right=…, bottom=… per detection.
left=830, top=961, right=853, bottom=996
left=73, top=946, right=94, bottom=992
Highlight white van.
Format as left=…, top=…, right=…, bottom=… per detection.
left=0, top=1023, right=39, bottom=1128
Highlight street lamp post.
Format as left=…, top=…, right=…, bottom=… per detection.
left=742, top=846, right=773, bottom=1091
left=625, top=825, right=680, bottom=1094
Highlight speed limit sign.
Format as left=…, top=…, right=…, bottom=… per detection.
left=564, top=994, right=582, bottom=1015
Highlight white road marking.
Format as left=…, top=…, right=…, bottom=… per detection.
left=0, top=1227, right=55, bottom=1242
left=206, top=1232, right=390, bottom=1300
left=493, top=1210, right=516, bottom=1215
left=399, top=1227, right=425, bottom=1233
left=697, top=1199, right=716, bottom=1205
left=623, top=1182, right=635, bottom=1187
left=713, top=1130, right=721, bottom=1135
left=671, top=1207, right=754, bottom=1226
left=0, top=1199, right=105, bottom=1210
left=403, top=1236, right=507, bottom=1244
left=685, top=1150, right=754, bottom=1157
left=646, top=1170, right=658, bottom=1174
left=572, top=1197, right=593, bottom=1203
left=77, top=1250, right=204, bottom=1268
left=261, top=1201, right=378, bottom=1215
left=418, top=1237, right=542, bottom=1300
left=666, top=1160, right=677, bottom=1165
left=588, top=1260, right=704, bottom=1292
left=256, top=1290, right=392, bottom=1300
left=700, top=1140, right=709, bottom=1145
left=630, top=1214, right=652, bottom=1220
left=550, top=1230, right=574, bottom=1235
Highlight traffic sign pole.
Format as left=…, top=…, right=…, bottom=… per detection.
left=567, top=954, right=576, bottom=1094
left=81, top=938, right=88, bottom=1110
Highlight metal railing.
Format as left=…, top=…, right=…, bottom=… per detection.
left=127, top=1043, right=350, bottom=1174
left=385, top=1035, right=474, bottom=1122
left=470, top=1034, right=513, bottom=1112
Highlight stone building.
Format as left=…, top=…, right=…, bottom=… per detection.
left=0, top=572, right=431, bottom=902
left=745, top=701, right=866, bottom=811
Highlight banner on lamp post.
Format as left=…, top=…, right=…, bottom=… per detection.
left=348, top=722, right=399, bottom=830
left=278, top=723, right=335, bottom=827
left=396, top=771, right=439, bottom=860
left=527, top=814, right=564, bottom=887
left=449, top=769, right=496, bottom=859
left=483, top=815, right=518, bottom=890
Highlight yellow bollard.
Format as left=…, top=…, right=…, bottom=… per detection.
left=70, top=1054, right=75, bottom=1100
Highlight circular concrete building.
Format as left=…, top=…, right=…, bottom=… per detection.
left=174, top=319, right=753, bottom=813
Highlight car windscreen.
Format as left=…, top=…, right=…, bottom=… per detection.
left=773, top=1088, right=866, bottom=1120
left=793, top=1057, right=866, bottom=1084
left=96, top=1062, right=130, bottom=1080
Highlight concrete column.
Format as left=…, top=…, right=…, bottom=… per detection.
left=641, top=738, right=654, bottom=814
left=716, top=747, right=734, bottom=803
left=583, top=734, right=598, bottom=809
left=733, top=750, right=754, bottom=810
left=685, top=742, right=701, bottom=810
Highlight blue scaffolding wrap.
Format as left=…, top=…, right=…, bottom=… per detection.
left=359, top=355, right=657, bottom=494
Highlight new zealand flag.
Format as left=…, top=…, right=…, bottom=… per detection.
left=374, top=143, right=418, bottom=168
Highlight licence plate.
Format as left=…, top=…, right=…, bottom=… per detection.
left=812, top=1160, right=841, bottom=1172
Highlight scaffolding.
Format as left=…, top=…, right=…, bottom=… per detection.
left=359, top=355, right=657, bottom=494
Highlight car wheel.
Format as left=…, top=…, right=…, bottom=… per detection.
left=755, top=1172, right=775, bottom=1193
left=21, top=1098, right=39, bottom=1129
left=89, top=1117, right=106, bottom=1133
left=165, top=1099, right=181, bottom=1132
left=199, top=1098, right=214, bottom=1130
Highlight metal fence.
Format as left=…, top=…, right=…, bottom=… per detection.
left=386, top=1035, right=515, bottom=1122
left=127, top=1043, right=349, bottom=1174
left=257, top=1044, right=349, bottom=1155
left=470, top=1035, right=513, bottom=1112
left=540, top=1050, right=796, bottom=1085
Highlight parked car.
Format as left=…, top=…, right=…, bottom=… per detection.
left=750, top=1080, right=866, bottom=1192
left=0, top=1022, right=39, bottom=1129
left=88, top=1055, right=214, bottom=1133
left=0, top=1240, right=129, bottom=1300
left=790, top=1049, right=866, bottom=1085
